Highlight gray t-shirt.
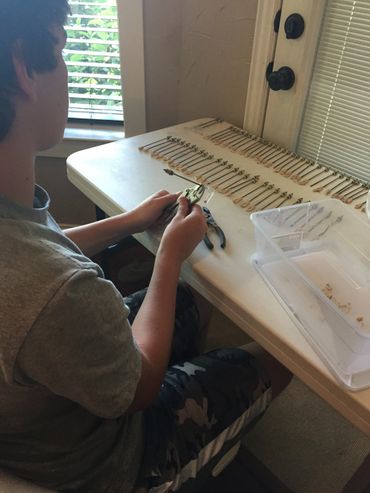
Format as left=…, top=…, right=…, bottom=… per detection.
left=0, top=186, right=143, bottom=492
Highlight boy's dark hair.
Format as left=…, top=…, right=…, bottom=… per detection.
left=0, top=0, right=70, bottom=140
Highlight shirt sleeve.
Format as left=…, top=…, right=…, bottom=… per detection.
left=16, top=269, right=142, bottom=419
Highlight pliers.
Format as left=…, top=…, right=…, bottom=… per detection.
left=162, top=184, right=206, bottom=223
left=202, top=207, right=226, bottom=250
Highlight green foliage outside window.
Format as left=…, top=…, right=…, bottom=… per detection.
left=65, top=0, right=123, bottom=121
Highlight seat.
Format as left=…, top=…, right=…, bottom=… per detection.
left=0, top=442, right=241, bottom=492
left=0, top=469, right=55, bottom=492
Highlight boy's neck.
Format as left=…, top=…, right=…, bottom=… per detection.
left=0, top=137, right=36, bottom=208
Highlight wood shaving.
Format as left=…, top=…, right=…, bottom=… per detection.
left=321, top=284, right=364, bottom=324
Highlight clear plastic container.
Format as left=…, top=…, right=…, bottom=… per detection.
left=250, top=199, right=370, bottom=391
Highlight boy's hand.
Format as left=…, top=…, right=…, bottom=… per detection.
left=159, top=197, right=207, bottom=264
left=128, top=190, right=180, bottom=233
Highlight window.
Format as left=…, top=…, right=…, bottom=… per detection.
left=65, top=0, right=123, bottom=123
left=297, top=0, right=370, bottom=183
left=245, top=0, right=370, bottom=183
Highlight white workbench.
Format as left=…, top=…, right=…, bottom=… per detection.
left=67, top=119, right=370, bottom=437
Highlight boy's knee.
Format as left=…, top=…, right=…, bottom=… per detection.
left=239, top=342, right=292, bottom=399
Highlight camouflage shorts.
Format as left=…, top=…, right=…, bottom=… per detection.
left=124, top=283, right=202, bottom=366
left=124, top=285, right=272, bottom=493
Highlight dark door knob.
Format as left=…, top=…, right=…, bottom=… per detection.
left=284, top=13, right=305, bottom=39
left=267, top=66, right=295, bottom=91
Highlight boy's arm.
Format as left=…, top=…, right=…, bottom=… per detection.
left=63, top=190, right=179, bottom=257
left=16, top=199, right=206, bottom=418
left=128, top=198, right=207, bottom=412
left=62, top=195, right=207, bottom=413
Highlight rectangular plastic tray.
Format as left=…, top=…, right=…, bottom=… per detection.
left=251, top=199, right=370, bottom=390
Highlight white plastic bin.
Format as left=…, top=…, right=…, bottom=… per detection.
left=251, top=199, right=370, bottom=390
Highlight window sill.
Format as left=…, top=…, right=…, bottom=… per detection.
left=37, top=122, right=125, bottom=159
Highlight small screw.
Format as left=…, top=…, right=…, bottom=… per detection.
left=208, top=126, right=234, bottom=140
left=325, top=176, right=350, bottom=195
left=250, top=187, right=280, bottom=210
left=195, top=118, right=222, bottom=129
left=307, top=211, right=332, bottom=234
left=138, top=137, right=169, bottom=152
left=208, top=165, right=235, bottom=185
left=226, top=175, right=259, bottom=196
left=194, top=158, right=224, bottom=178
left=234, top=181, right=268, bottom=205
left=232, top=135, right=255, bottom=151
left=226, top=175, right=259, bottom=198
left=216, top=169, right=243, bottom=191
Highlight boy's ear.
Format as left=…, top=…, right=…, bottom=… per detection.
left=12, top=45, right=37, bottom=102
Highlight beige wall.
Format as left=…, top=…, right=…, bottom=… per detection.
left=41, top=1, right=258, bottom=224
left=144, top=0, right=258, bottom=131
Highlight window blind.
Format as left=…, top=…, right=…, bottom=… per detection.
left=297, top=0, right=370, bottom=183
left=65, top=0, right=123, bottom=122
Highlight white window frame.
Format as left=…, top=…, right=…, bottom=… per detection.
left=117, top=0, right=146, bottom=138
left=244, top=0, right=327, bottom=150
left=39, top=0, right=146, bottom=159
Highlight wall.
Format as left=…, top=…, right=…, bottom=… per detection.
left=41, top=0, right=258, bottom=225
left=144, top=0, right=258, bottom=130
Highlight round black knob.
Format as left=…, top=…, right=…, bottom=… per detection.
left=267, top=66, right=295, bottom=91
left=284, top=13, right=305, bottom=39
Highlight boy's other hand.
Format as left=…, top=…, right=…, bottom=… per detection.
left=129, top=190, right=180, bottom=233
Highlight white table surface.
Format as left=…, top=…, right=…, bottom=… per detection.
left=67, top=119, right=370, bottom=436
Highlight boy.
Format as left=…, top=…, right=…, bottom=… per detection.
left=0, top=1, right=291, bottom=491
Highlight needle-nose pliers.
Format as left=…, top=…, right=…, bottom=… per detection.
left=202, top=207, right=226, bottom=250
